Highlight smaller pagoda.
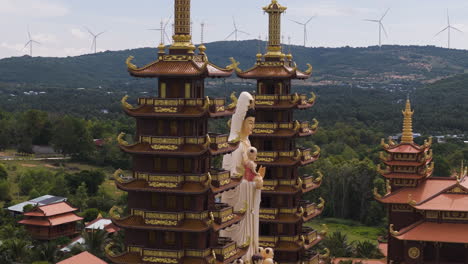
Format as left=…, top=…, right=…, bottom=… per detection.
left=375, top=99, right=468, bottom=263
left=18, top=201, right=83, bottom=240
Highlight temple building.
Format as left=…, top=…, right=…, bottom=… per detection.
left=18, top=201, right=83, bottom=240
left=375, top=99, right=468, bottom=264
left=105, top=0, right=249, bottom=263
left=229, top=1, right=326, bottom=263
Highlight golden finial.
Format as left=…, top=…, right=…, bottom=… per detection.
left=317, top=197, right=325, bottom=209
left=109, top=206, right=123, bottom=220
left=401, top=98, right=415, bottom=143
left=319, top=248, right=330, bottom=259
left=296, top=177, right=303, bottom=188
left=310, top=118, right=319, bottom=130
left=291, top=93, right=300, bottom=104
left=227, top=92, right=237, bottom=110
left=227, top=57, right=242, bottom=73
left=407, top=194, right=417, bottom=206
left=293, top=120, right=301, bottom=132
left=121, top=95, right=135, bottom=110
left=117, top=132, right=129, bottom=146
left=126, top=56, right=137, bottom=70
left=373, top=187, right=382, bottom=199
left=381, top=138, right=389, bottom=149
left=304, top=63, right=313, bottom=74
left=308, top=92, right=317, bottom=104
left=319, top=224, right=329, bottom=236
left=205, top=172, right=212, bottom=187
left=314, top=171, right=323, bottom=183
left=171, top=0, right=195, bottom=52
left=389, top=224, right=400, bottom=236
left=313, top=145, right=321, bottom=156
left=386, top=180, right=392, bottom=194
left=263, top=0, right=287, bottom=58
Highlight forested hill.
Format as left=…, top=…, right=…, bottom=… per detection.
left=1, top=40, right=468, bottom=86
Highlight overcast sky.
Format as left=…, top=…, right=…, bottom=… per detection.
left=1, top=0, right=468, bottom=59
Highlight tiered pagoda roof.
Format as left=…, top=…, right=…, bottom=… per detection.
left=375, top=99, right=468, bottom=263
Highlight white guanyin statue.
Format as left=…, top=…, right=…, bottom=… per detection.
left=221, top=92, right=265, bottom=261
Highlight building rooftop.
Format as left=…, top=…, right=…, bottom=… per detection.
left=57, top=251, right=107, bottom=264
left=7, top=195, right=67, bottom=213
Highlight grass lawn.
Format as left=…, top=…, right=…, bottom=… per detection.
left=306, top=218, right=384, bottom=243
left=1, top=159, right=123, bottom=204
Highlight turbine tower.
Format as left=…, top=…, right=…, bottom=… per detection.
left=225, top=17, right=249, bottom=41
left=364, top=8, right=390, bottom=47
left=290, top=16, right=315, bottom=47
left=23, top=27, right=40, bottom=57
left=149, top=16, right=172, bottom=44
left=435, top=9, right=462, bottom=49
left=85, top=27, right=106, bottom=54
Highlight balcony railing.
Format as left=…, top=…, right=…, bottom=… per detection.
left=254, top=94, right=311, bottom=107
left=212, top=237, right=238, bottom=261
left=139, top=133, right=229, bottom=151
left=259, top=207, right=301, bottom=220
left=302, top=226, right=319, bottom=245
left=127, top=245, right=212, bottom=263
left=259, top=235, right=302, bottom=248
left=130, top=203, right=236, bottom=227
left=136, top=97, right=227, bottom=114
left=257, top=148, right=318, bottom=163
left=261, top=179, right=300, bottom=191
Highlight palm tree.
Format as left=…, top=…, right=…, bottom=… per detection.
left=81, top=229, right=109, bottom=258
left=32, top=241, right=59, bottom=263
left=3, top=238, right=31, bottom=263
left=354, top=240, right=383, bottom=259
left=322, top=231, right=353, bottom=257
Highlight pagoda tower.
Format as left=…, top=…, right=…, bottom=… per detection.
left=230, top=1, right=326, bottom=263
left=105, top=1, right=249, bottom=263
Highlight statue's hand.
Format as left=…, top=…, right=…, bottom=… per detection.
left=254, top=176, right=263, bottom=190
left=257, top=166, right=266, bottom=178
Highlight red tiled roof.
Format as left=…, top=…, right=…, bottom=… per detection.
left=49, top=212, right=83, bottom=226
left=381, top=173, right=427, bottom=179
left=378, top=242, right=388, bottom=257
left=129, top=60, right=232, bottom=78
left=57, top=251, right=107, bottom=264
left=395, top=221, right=468, bottom=243
left=332, top=258, right=386, bottom=264
left=237, top=65, right=310, bottom=80
left=386, top=143, right=424, bottom=153
left=379, top=178, right=456, bottom=204
left=19, top=212, right=83, bottom=226
left=414, top=193, right=468, bottom=211
left=23, top=201, right=78, bottom=217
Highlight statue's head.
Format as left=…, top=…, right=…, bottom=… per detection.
left=240, top=108, right=256, bottom=139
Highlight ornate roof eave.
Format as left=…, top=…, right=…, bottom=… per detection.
left=126, top=55, right=233, bottom=78
left=228, top=57, right=313, bottom=80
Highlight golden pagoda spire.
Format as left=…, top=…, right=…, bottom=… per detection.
left=401, top=98, right=414, bottom=143
left=263, top=0, right=287, bottom=58
left=171, top=0, right=195, bottom=53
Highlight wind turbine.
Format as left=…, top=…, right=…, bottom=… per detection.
left=225, top=17, right=249, bottom=41
left=149, top=16, right=172, bottom=44
left=290, top=16, right=315, bottom=47
left=85, top=27, right=106, bottom=54
left=435, top=9, right=462, bottom=49
left=23, top=27, right=40, bottom=57
left=364, top=8, right=390, bottom=47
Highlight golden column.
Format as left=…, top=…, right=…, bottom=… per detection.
left=401, top=98, right=414, bottom=143
left=171, top=0, right=194, bottom=51
left=263, top=0, right=287, bottom=57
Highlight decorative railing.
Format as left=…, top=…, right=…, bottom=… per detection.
left=136, top=97, right=227, bottom=114
left=212, top=238, right=238, bottom=261
left=302, top=226, right=319, bottom=245
left=259, top=235, right=302, bottom=248
left=257, top=147, right=318, bottom=163
left=261, top=178, right=300, bottom=191
left=254, top=93, right=313, bottom=107
left=139, top=133, right=229, bottom=151
left=130, top=204, right=236, bottom=227
left=302, top=175, right=315, bottom=189
left=127, top=246, right=212, bottom=263
left=253, top=120, right=317, bottom=135
left=259, top=207, right=301, bottom=220
left=210, top=169, right=231, bottom=188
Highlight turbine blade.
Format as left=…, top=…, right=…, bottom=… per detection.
left=96, top=31, right=106, bottom=37
left=290, top=19, right=304, bottom=26
left=85, top=27, right=94, bottom=36
left=225, top=31, right=235, bottom=40
left=451, top=26, right=463, bottom=33
left=238, top=30, right=250, bottom=35
left=23, top=41, right=32, bottom=50
left=232, top=16, right=237, bottom=30
left=364, top=19, right=379, bottom=22
left=164, top=15, right=172, bottom=28
left=32, top=40, right=41, bottom=45
left=447, top=9, right=450, bottom=26
left=381, top=23, right=388, bottom=38
left=381, top=8, right=390, bottom=21
left=434, top=26, right=449, bottom=37
left=164, top=32, right=171, bottom=42
left=27, top=27, right=31, bottom=40
left=305, top=16, right=316, bottom=24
